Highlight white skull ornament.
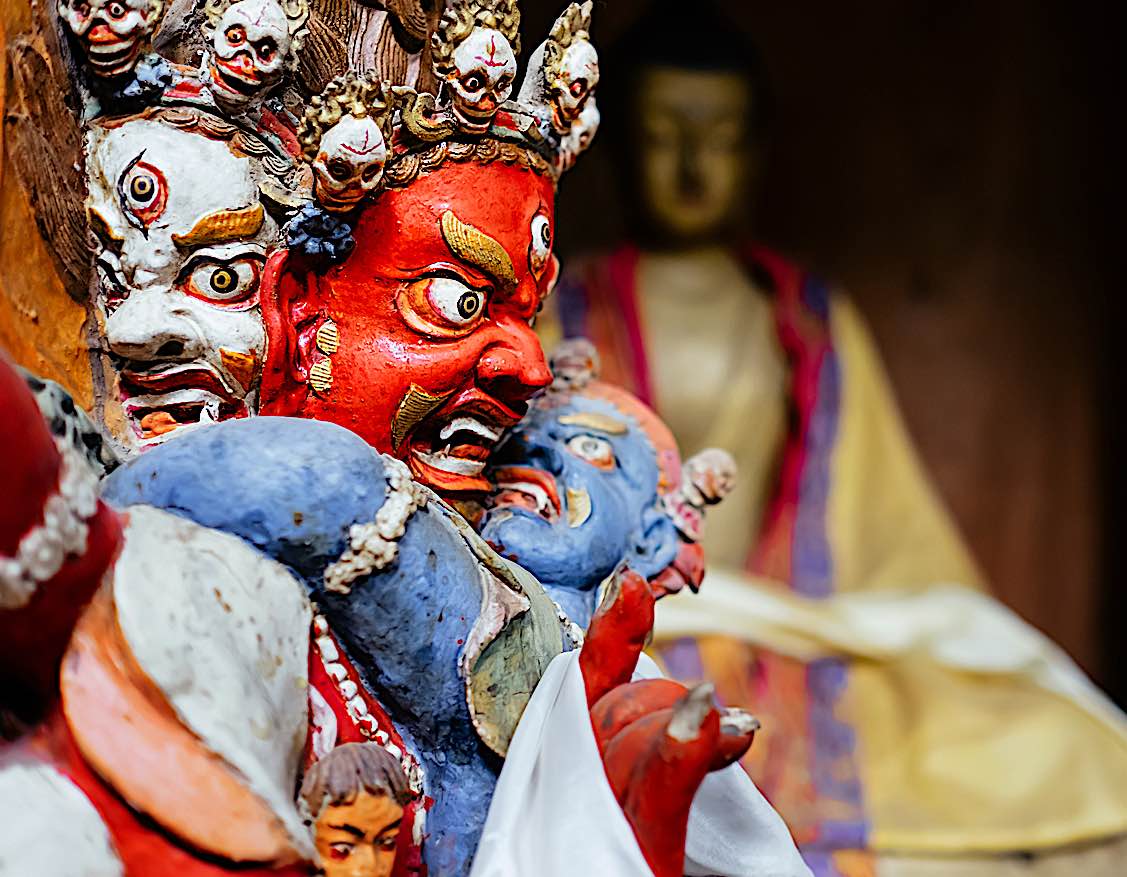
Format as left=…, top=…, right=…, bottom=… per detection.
left=445, top=27, right=517, bottom=133
left=207, top=0, right=295, bottom=111
left=57, top=0, right=162, bottom=78
left=311, top=115, right=388, bottom=213
left=549, top=37, right=599, bottom=134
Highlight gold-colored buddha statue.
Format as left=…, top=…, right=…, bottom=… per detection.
left=549, top=1, right=1127, bottom=874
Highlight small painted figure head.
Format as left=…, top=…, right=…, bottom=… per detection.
left=480, top=339, right=735, bottom=626
left=431, top=0, right=521, bottom=133
left=202, top=0, right=309, bottom=113
left=262, top=140, right=559, bottom=497
left=301, top=743, right=412, bottom=877
left=57, top=0, right=164, bottom=80
left=543, top=2, right=598, bottom=134
left=298, top=74, right=393, bottom=215
left=84, top=109, right=289, bottom=455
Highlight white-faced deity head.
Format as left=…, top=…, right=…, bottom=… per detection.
left=84, top=114, right=283, bottom=455
left=549, top=37, right=598, bottom=130
left=431, top=0, right=520, bottom=134
left=539, top=1, right=597, bottom=134
left=312, top=115, right=388, bottom=213
left=298, top=72, right=393, bottom=214
left=57, top=0, right=164, bottom=78
left=203, top=0, right=307, bottom=111
left=557, top=97, right=599, bottom=172
left=446, top=28, right=517, bottom=132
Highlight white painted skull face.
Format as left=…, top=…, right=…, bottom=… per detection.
left=57, top=0, right=158, bottom=78
left=550, top=39, right=599, bottom=132
left=208, top=0, right=292, bottom=109
left=85, top=118, right=281, bottom=455
left=311, top=114, right=387, bottom=213
left=558, top=98, right=599, bottom=172
left=446, top=27, right=517, bottom=133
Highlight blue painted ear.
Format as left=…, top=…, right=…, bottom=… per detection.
left=628, top=503, right=681, bottom=580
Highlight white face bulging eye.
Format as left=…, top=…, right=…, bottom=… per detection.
left=566, top=433, right=616, bottom=470
left=528, top=214, right=552, bottom=279
left=185, top=257, right=262, bottom=305
left=428, top=276, right=486, bottom=326
left=118, top=156, right=168, bottom=229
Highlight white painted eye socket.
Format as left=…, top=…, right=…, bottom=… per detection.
left=565, top=433, right=615, bottom=470
left=529, top=214, right=552, bottom=278
left=427, top=276, right=486, bottom=326
left=187, top=258, right=261, bottom=304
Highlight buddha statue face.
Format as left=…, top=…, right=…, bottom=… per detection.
left=266, top=155, right=558, bottom=495
left=634, top=66, right=757, bottom=242
left=85, top=116, right=280, bottom=456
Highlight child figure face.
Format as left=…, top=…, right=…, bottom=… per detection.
left=314, top=789, right=403, bottom=877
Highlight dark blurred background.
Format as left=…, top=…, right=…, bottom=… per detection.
left=521, top=1, right=1123, bottom=699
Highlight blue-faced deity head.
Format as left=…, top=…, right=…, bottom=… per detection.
left=479, top=340, right=733, bottom=627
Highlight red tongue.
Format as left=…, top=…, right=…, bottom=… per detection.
left=448, top=442, right=491, bottom=461
left=140, top=411, right=179, bottom=438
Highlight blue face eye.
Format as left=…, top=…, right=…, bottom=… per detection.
left=565, top=433, right=615, bottom=470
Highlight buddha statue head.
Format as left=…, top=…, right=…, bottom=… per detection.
left=606, top=0, right=770, bottom=245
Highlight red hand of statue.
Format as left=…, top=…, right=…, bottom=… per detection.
left=579, top=570, right=758, bottom=877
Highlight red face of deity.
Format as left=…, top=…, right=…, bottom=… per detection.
left=264, top=158, right=558, bottom=494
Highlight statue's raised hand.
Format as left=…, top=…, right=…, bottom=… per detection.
left=579, top=569, right=758, bottom=877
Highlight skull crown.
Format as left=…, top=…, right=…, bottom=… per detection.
left=542, top=1, right=599, bottom=134
left=201, top=0, right=309, bottom=112
left=431, top=0, right=521, bottom=134
left=57, top=0, right=165, bottom=78
left=298, top=72, right=395, bottom=214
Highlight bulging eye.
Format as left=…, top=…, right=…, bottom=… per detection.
left=328, top=841, right=354, bottom=861
left=569, top=80, right=587, bottom=98
left=429, top=277, right=485, bottom=324
left=107, top=1, right=126, bottom=18
left=255, top=39, right=276, bottom=62
left=118, top=158, right=168, bottom=228
left=461, top=72, right=486, bottom=93
left=528, top=214, right=552, bottom=279
left=397, top=275, right=489, bottom=338
left=185, top=257, right=262, bottom=305
left=566, top=433, right=615, bottom=470
left=226, top=25, right=245, bottom=46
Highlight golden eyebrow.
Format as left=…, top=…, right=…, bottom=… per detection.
left=439, top=210, right=518, bottom=290
left=172, top=204, right=265, bottom=248
left=558, top=412, right=628, bottom=435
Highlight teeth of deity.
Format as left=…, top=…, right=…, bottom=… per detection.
left=413, top=448, right=487, bottom=476
left=501, top=481, right=551, bottom=514
left=438, top=416, right=501, bottom=443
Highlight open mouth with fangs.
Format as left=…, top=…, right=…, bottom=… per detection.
left=488, top=466, right=563, bottom=524
left=405, top=392, right=525, bottom=493
left=118, top=365, right=246, bottom=448
left=211, top=56, right=265, bottom=96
